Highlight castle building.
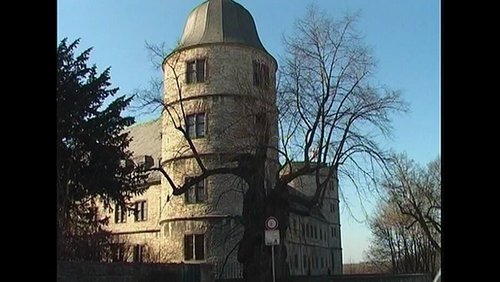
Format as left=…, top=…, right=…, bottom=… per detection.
left=102, top=0, right=342, bottom=278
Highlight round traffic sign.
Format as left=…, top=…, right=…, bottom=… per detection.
left=265, top=216, right=278, bottom=230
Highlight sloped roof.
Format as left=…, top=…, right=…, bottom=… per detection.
left=179, top=0, right=267, bottom=53
left=125, top=118, right=162, bottom=183
left=126, top=118, right=161, bottom=160
left=289, top=186, right=328, bottom=222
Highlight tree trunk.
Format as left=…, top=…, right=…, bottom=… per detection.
left=237, top=160, right=291, bottom=282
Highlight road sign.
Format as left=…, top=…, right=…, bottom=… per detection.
left=265, top=229, right=280, bottom=245
left=265, top=216, right=278, bottom=230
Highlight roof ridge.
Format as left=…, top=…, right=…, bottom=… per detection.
left=127, top=117, right=161, bottom=129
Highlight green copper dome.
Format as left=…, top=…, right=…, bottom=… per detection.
left=179, top=0, right=267, bottom=52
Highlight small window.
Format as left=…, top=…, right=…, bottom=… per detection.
left=302, top=223, right=305, bottom=237
left=303, top=254, right=307, bottom=269
left=186, top=59, right=206, bottom=84
left=184, top=234, right=205, bottom=261
left=111, top=243, right=125, bottom=262
left=331, top=226, right=335, bottom=237
left=185, top=178, right=206, bottom=204
left=186, top=113, right=205, bottom=138
left=115, top=204, right=127, bottom=223
left=134, top=200, right=147, bottom=222
left=133, top=244, right=146, bottom=263
left=330, top=203, right=335, bottom=213
left=294, top=254, right=299, bottom=269
left=253, top=60, right=270, bottom=89
left=331, top=252, right=335, bottom=270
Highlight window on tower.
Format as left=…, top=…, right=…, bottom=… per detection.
left=184, top=233, right=205, bottom=261
left=186, top=113, right=205, bottom=138
left=186, top=58, right=206, bottom=84
left=185, top=177, right=206, bottom=204
left=253, top=60, right=270, bottom=89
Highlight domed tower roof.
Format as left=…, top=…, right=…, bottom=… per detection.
left=179, top=0, right=268, bottom=53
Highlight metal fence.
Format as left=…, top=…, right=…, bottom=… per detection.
left=216, top=273, right=433, bottom=282
left=213, top=261, right=243, bottom=279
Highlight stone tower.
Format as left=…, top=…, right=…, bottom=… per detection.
left=159, top=0, right=277, bottom=267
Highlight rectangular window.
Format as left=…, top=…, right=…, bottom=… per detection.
left=134, top=200, right=147, bottom=222
left=331, top=252, right=335, bottom=270
left=253, top=60, right=270, bottom=89
left=111, top=243, right=125, bottom=262
left=330, top=203, right=335, bottom=213
left=186, top=59, right=206, bottom=84
left=114, top=204, right=126, bottom=223
left=133, top=244, right=145, bottom=263
left=302, top=223, right=305, bottom=237
left=184, top=235, right=194, bottom=260
left=184, top=234, right=205, bottom=261
left=303, top=254, right=307, bottom=269
left=331, top=226, right=334, bottom=237
left=294, top=254, right=299, bottom=269
left=186, top=113, right=205, bottom=138
left=195, top=234, right=205, bottom=259
left=185, top=178, right=206, bottom=204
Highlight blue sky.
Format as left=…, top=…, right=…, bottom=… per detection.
left=57, top=0, right=440, bottom=263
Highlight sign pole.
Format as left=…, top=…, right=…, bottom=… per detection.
left=265, top=216, right=279, bottom=282
left=271, top=244, right=276, bottom=282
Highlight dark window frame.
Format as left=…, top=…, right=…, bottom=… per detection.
left=184, top=233, right=205, bottom=261
left=111, top=243, right=125, bottom=262
left=186, top=113, right=206, bottom=139
left=114, top=204, right=127, bottom=223
left=186, top=58, right=207, bottom=84
left=134, top=200, right=148, bottom=222
left=185, top=177, right=206, bottom=204
left=133, top=244, right=146, bottom=263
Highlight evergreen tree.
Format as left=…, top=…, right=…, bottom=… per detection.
left=57, top=38, right=147, bottom=260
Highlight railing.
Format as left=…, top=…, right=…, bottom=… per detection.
left=214, top=261, right=243, bottom=279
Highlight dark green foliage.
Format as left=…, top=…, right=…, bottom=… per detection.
left=57, top=38, right=147, bottom=261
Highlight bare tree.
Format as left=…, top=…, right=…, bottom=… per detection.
left=381, top=154, right=441, bottom=253
left=366, top=186, right=440, bottom=275
left=134, top=5, right=407, bottom=281
left=366, top=155, right=440, bottom=276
